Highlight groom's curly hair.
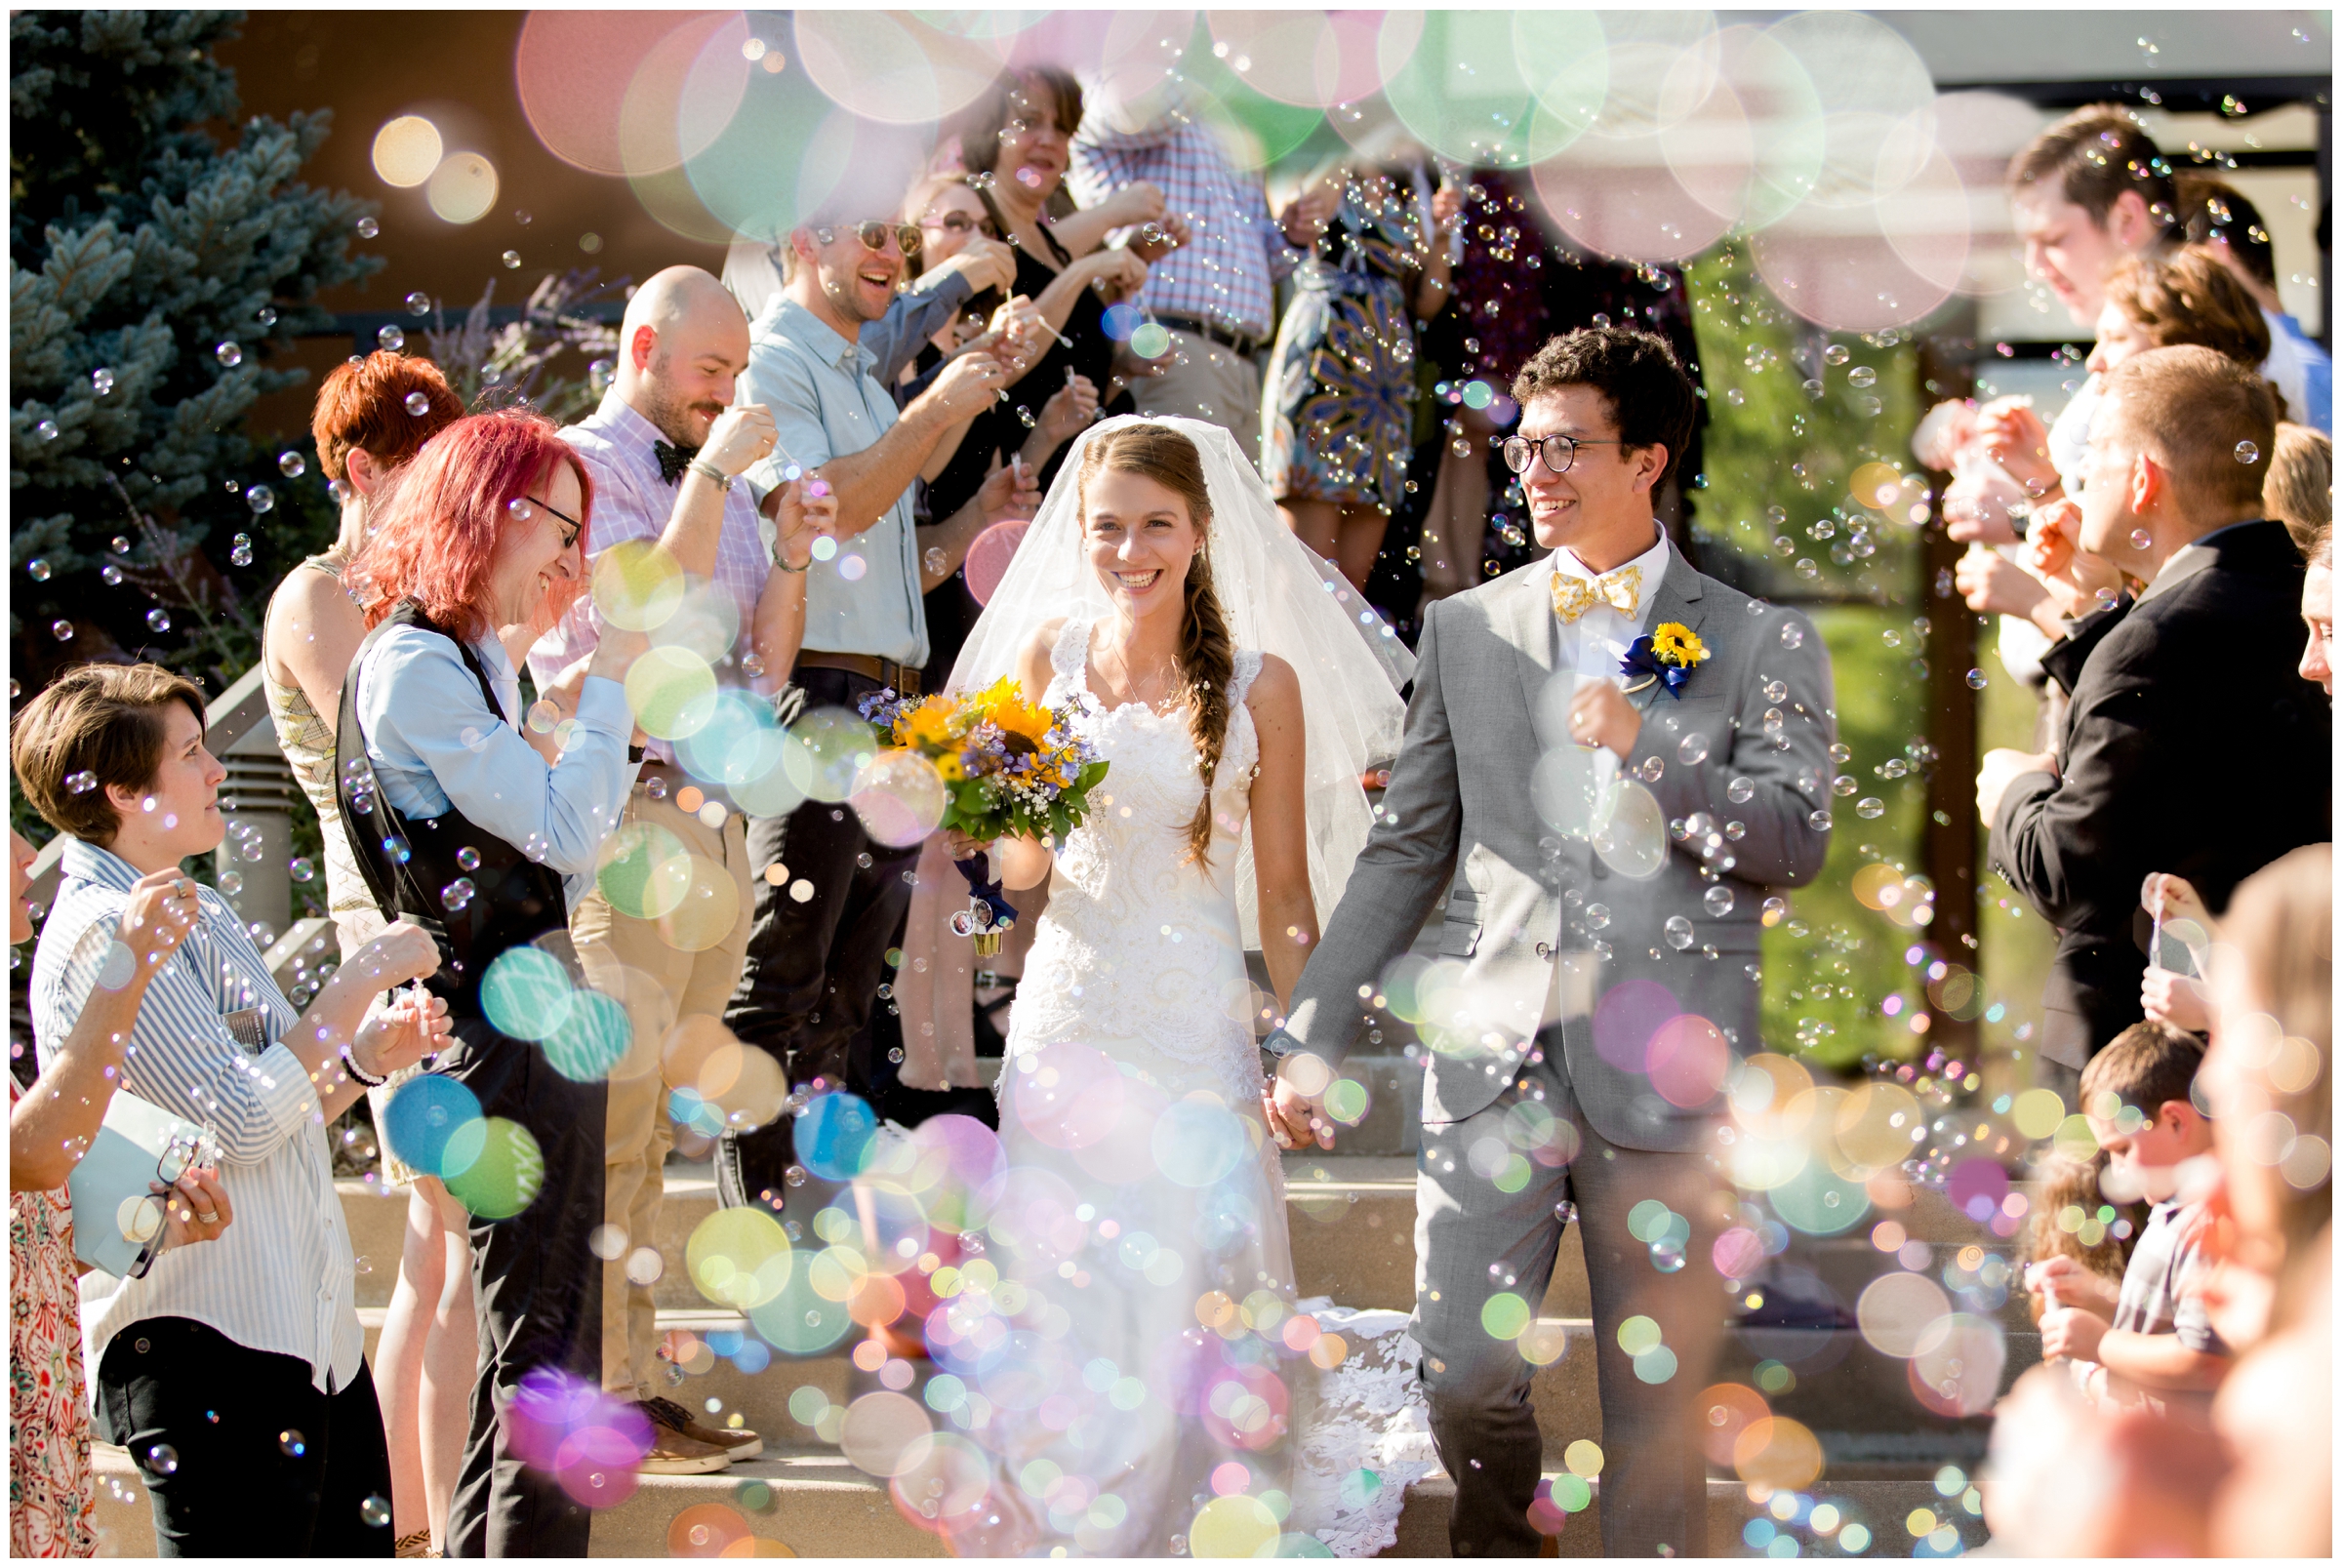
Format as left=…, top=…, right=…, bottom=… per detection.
left=1513, top=327, right=1697, bottom=492
left=1077, top=423, right=1234, bottom=866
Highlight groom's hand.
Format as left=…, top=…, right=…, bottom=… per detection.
left=1568, top=680, right=1641, bottom=760
left=1268, top=1052, right=1335, bottom=1150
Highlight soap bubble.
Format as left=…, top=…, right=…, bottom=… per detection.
left=1703, top=884, right=1734, bottom=917
left=1664, top=915, right=1696, bottom=950
left=35, top=419, right=59, bottom=441
left=245, top=486, right=274, bottom=514
left=441, top=877, right=476, bottom=912
left=360, top=1496, right=391, bottom=1528
left=66, top=770, right=98, bottom=794
left=1808, top=809, right=1833, bottom=831
left=1130, top=322, right=1172, bottom=359
left=1965, top=668, right=1989, bottom=690
left=2129, top=528, right=2153, bottom=550
left=278, top=451, right=306, bottom=477
left=378, top=325, right=406, bottom=352
left=27, top=559, right=50, bottom=582
left=146, top=1443, right=180, bottom=1475
left=290, top=858, right=316, bottom=882
left=101, top=564, right=122, bottom=584
left=1779, top=622, right=1804, bottom=649
left=1726, top=777, right=1755, bottom=804
left=2235, top=440, right=2259, bottom=464
left=92, top=367, right=114, bottom=394
left=1855, top=797, right=1884, bottom=819
left=146, top=609, right=171, bottom=632
left=356, top=217, right=381, bottom=238
left=405, top=390, right=431, bottom=416
left=219, top=870, right=244, bottom=896
left=1847, top=366, right=1877, bottom=388
left=503, top=250, right=523, bottom=269
left=1676, top=733, right=1709, bottom=765
left=405, top=291, right=431, bottom=315
left=52, top=621, right=73, bottom=641
left=215, top=342, right=243, bottom=367
left=481, top=945, right=576, bottom=1042
left=257, top=304, right=278, bottom=327
left=280, top=1429, right=307, bottom=1457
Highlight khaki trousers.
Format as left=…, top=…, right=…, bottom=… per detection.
left=569, top=787, right=754, bottom=1399
left=1129, top=329, right=1266, bottom=472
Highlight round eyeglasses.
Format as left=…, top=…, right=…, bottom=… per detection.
left=1500, top=432, right=1627, bottom=477
left=817, top=221, right=922, bottom=259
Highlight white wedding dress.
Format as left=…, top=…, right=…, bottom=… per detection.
left=955, top=618, right=1438, bottom=1558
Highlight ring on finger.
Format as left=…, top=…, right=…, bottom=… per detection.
left=196, top=1210, right=221, bottom=1225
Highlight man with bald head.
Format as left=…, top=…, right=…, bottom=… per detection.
left=527, top=263, right=834, bottom=1477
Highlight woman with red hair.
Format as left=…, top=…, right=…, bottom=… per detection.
left=341, top=408, right=644, bottom=1558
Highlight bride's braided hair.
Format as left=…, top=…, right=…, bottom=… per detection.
left=1078, top=423, right=1234, bottom=865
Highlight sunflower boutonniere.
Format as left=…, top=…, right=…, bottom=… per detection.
left=1621, top=622, right=1710, bottom=699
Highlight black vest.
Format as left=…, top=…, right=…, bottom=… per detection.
left=335, top=601, right=569, bottom=1021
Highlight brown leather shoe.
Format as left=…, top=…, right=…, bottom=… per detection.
left=631, top=1401, right=736, bottom=1473
left=643, top=1394, right=763, bottom=1462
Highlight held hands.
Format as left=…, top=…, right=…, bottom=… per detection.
left=1266, top=1053, right=1335, bottom=1151
left=1103, top=181, right=1167, bottom=230
left=353, top=984, right=456, bottom=1080
left=1129, top=212, right=1191, bottom=263
left=978, top=451, right=1044, bottom=527
left=773, top=476, right=840, bottom=570
left=117, top=868, right=201, bottom=983
left=1429, top=181, right=1465, bottom=244
left=2026, top=501, right=2124, bottom=619
left=2039, top=1304, right=2112, bottom=1365
left=942, top=234, right=1019, bottom=298
left=1278, top=182, right=1338, bottom=249
left=919, top=348, right=1010, bottom=422
left=1974, top=398, right=2059, bottom=501
left=1034, top=374, right=1100, bottom=450
left=1082, top=248, right=1150, bottom=305
left=346, top=919, right=444, bottom=993
left=701, top=404, right=780, bottom=477
left=154, top=1166, right=232, bottom=1249
left=1977, top=747, right=2058, bottom=821
left=2027, top=1254, right=2122, bottom=1318
left=1567, top=680, right=1641, bottom=761
left=1955, top=543, right=2051, bottom=622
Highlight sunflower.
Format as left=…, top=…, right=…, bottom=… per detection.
left=898, top=696, right=961, bottom=751
left=1650, top=623, right=1709, bottom=667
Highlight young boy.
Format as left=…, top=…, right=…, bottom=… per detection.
left=2031, top=1022, right=2232, bottom=1420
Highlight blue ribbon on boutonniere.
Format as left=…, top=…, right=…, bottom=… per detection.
left=1619, top=622, right=1709, bottom=699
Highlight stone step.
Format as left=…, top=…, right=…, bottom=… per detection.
left=91, top=1436, right=1988, bottom=1558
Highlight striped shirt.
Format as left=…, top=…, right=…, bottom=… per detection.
left=1070, top=108, right=1301, bottom=342
left=30, top=838, right=363, bottom=1401
left=528, top=391, right=772, bottom=766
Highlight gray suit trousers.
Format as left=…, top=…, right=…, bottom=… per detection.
left=1415, top=1029, right=1724, bottom=1557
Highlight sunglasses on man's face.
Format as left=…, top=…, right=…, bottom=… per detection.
left=818, top=221, right=922, bottom=259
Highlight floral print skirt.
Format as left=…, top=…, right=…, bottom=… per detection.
left=1262, top=265, right=1418, bottom=513
left=11, top=1158, right=96, bottom=1557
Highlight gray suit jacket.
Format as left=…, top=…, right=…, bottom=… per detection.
left=1285, top=547, right=1837, bottom=1151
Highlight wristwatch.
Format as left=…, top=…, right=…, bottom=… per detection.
left=688, top=457, right=735, bottom=492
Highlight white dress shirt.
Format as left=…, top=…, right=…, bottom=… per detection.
left=33, top=839, right=363, bottom=1401
left=1547, top=522, right=1673, bottom=682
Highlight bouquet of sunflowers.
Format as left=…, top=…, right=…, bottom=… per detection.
left=859, top=679, right=1108, bottom=953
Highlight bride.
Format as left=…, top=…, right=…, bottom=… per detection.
left=940, top=418, right=1419, bottom=1556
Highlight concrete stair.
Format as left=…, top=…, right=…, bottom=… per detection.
left=92, top=1151, right=2011, bottom=1556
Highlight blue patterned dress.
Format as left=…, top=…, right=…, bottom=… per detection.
left=1262, top=181, right=1431, bottom=512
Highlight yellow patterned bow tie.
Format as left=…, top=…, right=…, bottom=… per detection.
left=1551, top=564, right=1643, bottom=623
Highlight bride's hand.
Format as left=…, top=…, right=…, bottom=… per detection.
left=1267, top=1054, right=1335, bottom=1150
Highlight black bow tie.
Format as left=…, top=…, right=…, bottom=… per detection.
left=653, top=440, right=700, bottom=486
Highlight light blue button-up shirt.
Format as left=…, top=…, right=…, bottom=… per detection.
left=353, top=623, right=637, bottom=910
left=742, top=296, right=928, bottom=667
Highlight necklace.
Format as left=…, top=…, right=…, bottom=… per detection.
left=1093, top=636, right=1183, bottom=715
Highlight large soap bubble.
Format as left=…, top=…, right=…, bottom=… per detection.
left=381, top=1073, right=482, bottom=1180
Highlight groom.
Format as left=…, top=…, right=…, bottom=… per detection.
left=1266, top=327, right=1837, bottom=1555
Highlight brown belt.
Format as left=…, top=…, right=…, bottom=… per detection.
left=794, top=652, right=920, bottom=696
left=1156, top=313, right=1267, bottom=358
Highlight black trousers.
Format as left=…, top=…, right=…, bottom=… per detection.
left=721, top=668, right=921, bottom=1212
left=97, top=1316, right=393, bottom=1556
left=435, top=1019, right=608, bottom=1558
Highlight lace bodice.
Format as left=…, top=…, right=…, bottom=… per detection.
left=1005, top=619, right=1267, bottom=1104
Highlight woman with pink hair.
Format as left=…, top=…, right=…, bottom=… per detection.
left=343, top=408, right=645, bottom=1557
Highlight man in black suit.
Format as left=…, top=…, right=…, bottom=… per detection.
left=1981, top=345, right=2330, bottom=1090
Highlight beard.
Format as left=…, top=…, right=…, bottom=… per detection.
left=639, top=371, right=722, bottom=449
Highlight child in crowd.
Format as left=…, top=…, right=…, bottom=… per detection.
left=2022, top=1151, right=2135, bottom=1395
left=2035, top=1022, right=2233, bottom=1422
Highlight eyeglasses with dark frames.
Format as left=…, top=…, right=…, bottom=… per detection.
left=523, top=496, right=584, bottom=551
left=1499, top=432, right=1629, bottom=477
left=922, top=212, right=998, bottom=241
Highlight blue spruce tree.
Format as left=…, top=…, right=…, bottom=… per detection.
left=9, top=10, right=383, bottom=696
